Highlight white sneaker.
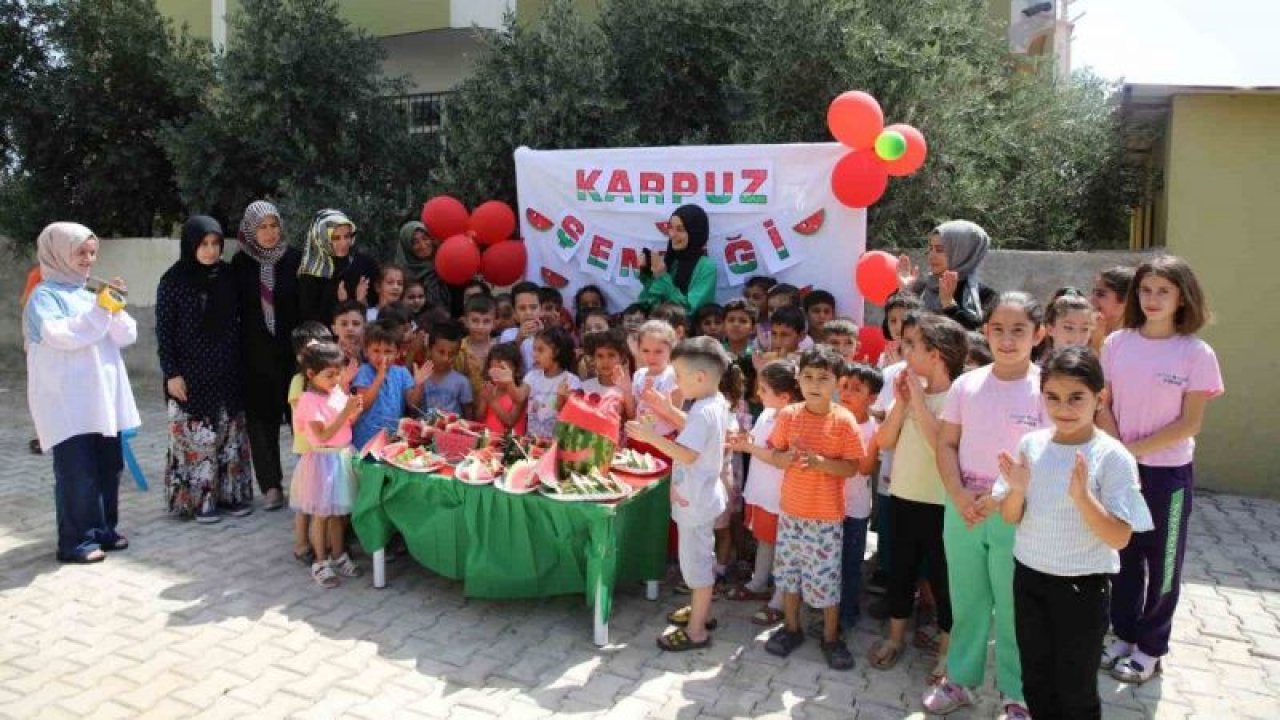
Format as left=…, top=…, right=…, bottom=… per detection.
left=1100, top=638, right=1132, bottom=670
left=331, top=552, right=362, bottom=578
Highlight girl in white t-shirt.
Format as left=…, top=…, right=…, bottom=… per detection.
left=520, top=327, right=581, bottom=440
left=627, top=320, right=682, bottom=458
left=1097, top=256, right=1223, bottom=685
left=727, top=360, right=800, bottom=624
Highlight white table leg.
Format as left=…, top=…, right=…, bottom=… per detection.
left=593, top=577, right=609, bottom=647
left=645, top=580, right=659, bottom=601
left=373, top=549, right=386, bottom=589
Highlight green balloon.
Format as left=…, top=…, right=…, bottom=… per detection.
left=875, top=130, right=908, bottom=162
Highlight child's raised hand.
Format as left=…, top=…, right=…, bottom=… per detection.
left=795, top=449, right=824, bottom=469
left=1068, top=451, right=1091, bottom=502
left=625, top=418, right=657, bottom=444
left=488, top=366, right=514, bottom=385
left=641, top=385, right=673, bottom=416
left=727, top=430, right=751, bottom=453
left=412, top=361, right=434, bottom=384
left=343, top=394, right=364, bottom=417
left=336, top=280, right=348, bottom=302
left=355, top=276, right=370, bottom=304
left=893, top=369, right=911, bottom=404
left=479, top=381, right=496, bottom=403
left=997, top=450, right=1031, bottom=494
left=340, top=358, right=359, bottom=389
left=883, top=339, right=901, bottom=364
left=612, top=364, right=633, bottom=394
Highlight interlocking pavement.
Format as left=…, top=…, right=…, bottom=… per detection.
left=1, top=371, right=1278, bottom=719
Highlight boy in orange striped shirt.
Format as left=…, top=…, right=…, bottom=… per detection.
left=737, top=345, right=864, bottom=670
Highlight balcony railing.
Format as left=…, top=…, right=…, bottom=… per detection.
left=391, top=92, right=451, bottom=135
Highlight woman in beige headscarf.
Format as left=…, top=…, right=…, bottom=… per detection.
left=24, top=223, right=141, bottom=563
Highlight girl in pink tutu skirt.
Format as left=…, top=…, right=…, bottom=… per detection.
left=291, top=341, right=365, bottom=588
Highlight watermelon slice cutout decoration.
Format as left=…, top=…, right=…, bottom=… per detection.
left=526, top=207, right=553, bottom=232
left=541, top=267, right=569, bottom=288
left=792, top=209, right=825, bottom=236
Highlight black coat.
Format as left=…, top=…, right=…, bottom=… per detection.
left=297, top=251, right=380, bottom=325
left=232, top=247, right=301, bottom=420
left=939, top=276, right=995, bottom=331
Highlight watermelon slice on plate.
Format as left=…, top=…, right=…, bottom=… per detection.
left=496, top=459, right=540, bottom=494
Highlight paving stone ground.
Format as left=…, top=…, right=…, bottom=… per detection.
left=1, top=370, right=1278, bottom=719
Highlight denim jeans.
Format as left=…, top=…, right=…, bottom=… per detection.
left=51, top=433, right=123, bottom=559
left=840, top=516, right=869, bottom=626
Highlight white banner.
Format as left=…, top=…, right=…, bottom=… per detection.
left=515, top=143, right=866, bottom=322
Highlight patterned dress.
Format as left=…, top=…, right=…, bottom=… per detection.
left=156, top=217, right=254, bottom=516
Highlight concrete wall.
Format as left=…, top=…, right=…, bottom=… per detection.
left=1162, top=93, right=1280, bottom=499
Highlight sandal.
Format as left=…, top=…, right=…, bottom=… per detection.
left=331, top=553, right=362, bottom=578
left=311, top=562, right=340, bottom=589
left=913, top=625, right=942, bottom=654
left=723, top=584, right=771, bottom=602
left=666, top=605, right=718, bottom=630
left=293, top=547, right=315, bottom=565
left=751, top=606, right=784, bottom=626
left=657, top=627, right=710, bottom=652
left=928, top=656, right=948, bottom=685
left=764, top=627, right=805, bottom=657
left=867, top=639, right=903, bottom=670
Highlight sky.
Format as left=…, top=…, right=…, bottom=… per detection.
left=1069, top=0, right=1280, bottom=87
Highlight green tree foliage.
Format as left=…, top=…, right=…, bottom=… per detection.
left=160, top=0, right=436, bottom=257
left=0, top=0, right=207, bottom=245
left=440, top=0, right=1138, bottom=250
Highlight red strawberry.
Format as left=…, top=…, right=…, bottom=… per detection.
left=792, top=209, right=825, bottom=236
left=541, top=268, right=568, bottom=288
left=526, top=207, right=553, bottom=232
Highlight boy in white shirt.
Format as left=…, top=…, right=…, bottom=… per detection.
left=628, top=336, right=732, bottom=651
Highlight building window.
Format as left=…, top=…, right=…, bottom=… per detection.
left=393, top=92, right=451, bottom=135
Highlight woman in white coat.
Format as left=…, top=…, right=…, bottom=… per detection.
left=24, top=223, right=141, bottom=563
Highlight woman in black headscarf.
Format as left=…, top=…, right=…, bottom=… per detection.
left=231, top=200, right=301, bottom=511
left=638, top=204, right=718, bottom=314
left=156, top=216, right=254, bottom=522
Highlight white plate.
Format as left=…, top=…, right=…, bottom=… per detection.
left=381, top=442, right=447, bottom=474
left=494, top=475, right=540, bottom=495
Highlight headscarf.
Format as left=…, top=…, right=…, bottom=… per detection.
left=178, top=215, right=235, bottom=333
left=395, top=220, right=450, bottom=308
left=299, top=208, right=356, bottom=279
left=666, top=204, right=710, bottom=294
left=36, top=222, right=95, bottom=286
left=911, top=219, right=991, bottom=310
left=237, top=200, right=286, bottom=334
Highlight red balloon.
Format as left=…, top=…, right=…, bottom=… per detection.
left=883, top=123, right=928, bottom=177
left=436, top=234, right=481, bottom=286
left=827, top=91, right=884, bottom=150
left=480, top=239, right=527, bottom=287
left=855, top=250, right=899, bottom=306
left=469, top=200, right=517, bottom=247
left=421, top=195, right=470, bottom=240
left=856, top=325, right=887, bottom=364
left=831, top=151, right=889, bottom=209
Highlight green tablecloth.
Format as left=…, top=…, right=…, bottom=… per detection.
left=351, top=460, right=671, bottom=620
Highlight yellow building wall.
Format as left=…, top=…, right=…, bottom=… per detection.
left=1163, top=93, right=1280, bottom=498
left=161, top=0, right=212, bottom=38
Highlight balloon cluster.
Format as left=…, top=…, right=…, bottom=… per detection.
left=420, top=196, right=527, bottom=286
left=827, top=91, right=928, bottom=209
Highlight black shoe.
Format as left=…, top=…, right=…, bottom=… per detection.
left=29, top=438, right=42, bottom=455
left=764, top=627, right=805, bottom=657
left=219, top=501, right=253, bottom=518
left=822, top=639, right=855, bottom=670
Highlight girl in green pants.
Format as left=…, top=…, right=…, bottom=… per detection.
left=924, top=292, right=1048, bottom=719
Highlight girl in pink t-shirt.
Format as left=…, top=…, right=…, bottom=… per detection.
left=477, top=342, right=527, bottom=436
left=290, top=342, right=365, bottom=588
left=1099, top=256, right=1223, bottom=684
left=924, top=292, right=1048, bottom=718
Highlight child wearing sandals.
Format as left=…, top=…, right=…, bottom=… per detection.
left=727, top=360, right=800, bottom=624
left=627, top=337, right=732, bottom=651
left=995, top=346, right=1153, bottom=720
left=291, top=341, right=365, bottom=588
left=924, top=292, right=1049, bottom=718
left=743, top=346, right=865, bottom=670
left=868, top=312, right=966, bottom=681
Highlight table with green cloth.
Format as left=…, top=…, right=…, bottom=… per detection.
left=351, top=459, right=671, bottom=645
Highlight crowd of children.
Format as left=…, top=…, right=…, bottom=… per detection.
left=258, top=222, right=1221, bottom=719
